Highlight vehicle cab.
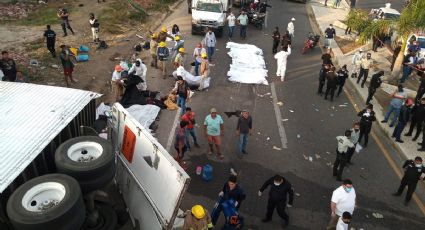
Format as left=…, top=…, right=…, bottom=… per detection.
left=191, top=0, right=233, bottom=37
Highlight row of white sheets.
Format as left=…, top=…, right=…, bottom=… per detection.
left=226, top=42, right=268, bottom=85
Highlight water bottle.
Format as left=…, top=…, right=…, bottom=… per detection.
left=202, top=164, right=213, bottom=181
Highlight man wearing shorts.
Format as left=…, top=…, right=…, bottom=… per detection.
left=204, top=108, right=224, bottom=159
left=59, top=45, right=77, bottom=87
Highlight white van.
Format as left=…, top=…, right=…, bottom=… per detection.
left=0, top=82, right=189, bottom=230
left=191, top=0, right=233, bottom=37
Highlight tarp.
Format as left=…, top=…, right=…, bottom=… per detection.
left=126, top=104, right=161, bottom=132
left=226, top=42, right=268, bottom=85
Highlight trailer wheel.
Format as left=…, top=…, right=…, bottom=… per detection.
left=55, top=136, right=115, bottom=193
left=82, top=203, right=118, bottom=230
left=6, top=174, right=85, bottom=230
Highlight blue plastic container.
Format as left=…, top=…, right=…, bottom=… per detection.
left=76, top=54, right=89, bottom=62
left=202, top=164, right=213, bottom=181
left=79, top=45, right=90, bottom=52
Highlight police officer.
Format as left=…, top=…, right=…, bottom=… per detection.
left=336, top=65, right=349, bottom=97
left=324, top=66, right=338, bottom=101
left=318, top=64, right=331, bottom=95
left=392, top=157, right=425, bottom=206
left=357, top=104, right=376, bottom=147
left=258, top=175, right=294, bottom=228
left=272, top=27, right=280, bottom=54
left=43, top=25, right=56, bottom=57
left=365, top=70, right=384, bottom=105
left=333, top=130, right=354, bottom=181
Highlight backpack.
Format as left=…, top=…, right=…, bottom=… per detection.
left=98, top=40, right=108, bottom=49
left=158, top=47, right=169, bottom=60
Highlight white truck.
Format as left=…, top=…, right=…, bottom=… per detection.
left=191, top=0, right=233, bottom=37
left=0, top=82, right=189, bottom=230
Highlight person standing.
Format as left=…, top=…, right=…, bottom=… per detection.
left=57, top=8, right=74, bottom=37
left=236, top=110, right=252, bottom=155
left=172, top=35, right=184, bottom=61
left=150, top=33, right=158, bottom=69
left=227, top=11, right=236, bottom=40
left=324, top=24, right=336, bottom=48
left=89, top=13, right=100, bottom=43
left=351, top=49, right=363, bottom=78
left=392, top=99, right=413, bottom=143
left=381, top=84, right=407, bottom=127
left=181, top=107, right=200, bottom=150
left=43, top=25, right=56, bottom=58
left=318, top=64, right=331, bottom=95
left=111, top=65, right=124, bottom=102
left=287, top=18, right=295, bottom=39
left=128, top=59, right=148, bottom=91
left=400, top=50, right=418, bottom=83
left=333, top=0, right=341, bottom=8
left=333, top=130, right=354, bottom=181
left=174, top=121, right=188, bottom=164
left=212, top=175, right=246, bottom=225
left=405, top=98, right=425, bottom=140
left=324, top=66, right=338, bottom=101
left=157, top=41, right=170, bottom=79
left=350, top=0, right=357, bottom=8
left=59, top=45, right=76, bottom=87
left=415, top=73, right=425, bottom=104
left=182, top=205, right=213, bottom=230
left=281, top=30, right=292, bottom=48
left=204, top=108, right=224, bottom=159
left=365, top=71, right=384, bottom=105
left=272, top=27, right=280, bottom=54
left=336, top=65, right=348, bottom=97
left=274, top=45, right=291, bottom=82
left=204, top=28, right=216, bottom=62
left=237, top=10, right=249, bottom=39
left=336, top=212, right=352, bottom=230
left=392, top=157, right=425, bottom=206
left=193, top=43, right=206, bottom=76
left=172, top=76, right=190, bottom=115
left=0, top=51, right=18, bottom=82
left=356, top=53, right=373, bottom=88
left=346, top=122, right=360, bottom=164
left=326, top=179, right=356, bottom=230
left=391, top=42, right=402, bottom=71
left=321, top=48, right=333, bottom=65
left=258, top=175, right=294, bottom=228
left=200, top=53, right=209, bottom=77
left=357, top=104, right=376, bottom=147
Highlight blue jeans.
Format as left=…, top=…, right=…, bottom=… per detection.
left=228, top=26, right=235, bottom=38
left=240, top=25, right=247, bottom=38
left=194, top=60, right=200, bottom=76
left=392, top=122, right=406, bottom=140
left=383, top=105, right=401, bottom=126
left=177, top=96, right=186, bottom=115
left=400, top=66, right=412, bottom=83
left=207, top=46, right=215, bottom=61
left=238, top=133, right=248, bottom=153
left=185, top=128, right=198, bottom=148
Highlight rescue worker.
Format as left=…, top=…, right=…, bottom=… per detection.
left=172, top=35, right=184, bottom=60
left=258, top=175, right=294, bottom=228
left=274, top=44, right=291, bottom=82
left=357, top=104, right=376, bottom=147
left=43, top=25, right=56, bottom=58
left=324, top=66, right=338, bottom=101
left=150, top=33, right=158, bottom=69
left=111, top=65, right=124, bottom=102
left=333, top=130, right=354, bottom=181
left=158, top=26, right=172, bottom=42
left=392, top=157, right=425, bottom=206
left=200, top=53, right=209, bottom=77
left=128, top=59, right=147, bottom=91
left=157, top=41, right=170, bottom=79
left=356, top=53, right=373, bottom=88
left=272, top=27, right=280, bottom=54
left=183, top=205, right=213, bottom=230
left=174, top=47, right=185, bottom=69
left=351, top=49, right=363, bottom=78
left=287, top=18, right=295, bottom=38
left=336, top=65, right=348, bottom=97
left=365, top=71, right=384, bottom=105
left=346, top=122, right=360, bottom=164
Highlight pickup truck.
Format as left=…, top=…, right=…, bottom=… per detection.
left=0, top=82, right=189, bottom=230
left=191, top=0, right=233, bottom=37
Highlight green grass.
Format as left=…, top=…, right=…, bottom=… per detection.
left=99, top=1, right=147, bottom=34
left=16, top=6, right=62, bottom=26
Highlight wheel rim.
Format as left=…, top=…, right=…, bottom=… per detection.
left=21, top=182, right=66, bottom=212
left=67, top=141, right=103, bottom=162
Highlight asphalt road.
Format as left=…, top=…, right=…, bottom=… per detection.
left=156, top=0, right=425, bottom=229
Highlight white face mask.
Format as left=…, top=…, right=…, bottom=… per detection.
left=416, top=164, right=422, bottom=168
left=274, top=182, right=281, bottom=186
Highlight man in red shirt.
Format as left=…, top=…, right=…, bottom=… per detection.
left=181, top=107, right=200, bottom=150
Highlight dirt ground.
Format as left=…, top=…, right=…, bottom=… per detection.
left=0, top=0, right=176, bottom=103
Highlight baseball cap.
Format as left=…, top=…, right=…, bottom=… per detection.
left=210, top=108, right=217, bottom=113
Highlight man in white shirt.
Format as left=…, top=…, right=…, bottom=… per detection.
left=274, top=44, right=291, bottom=82
left=227, top=11, right=236, bottom=39
left=111, top=65, right=123, bottom=102
left=204, top=28, right=216, bottom=62
left=333, top=130, right=354, bottom=181
left=237, top=10, right=249, bottom=39
left=327, top=179, right=356, bottom=230
left=193, top=43, right=206, bottom=76
left=287, top=18, right=295, bottom=38
left=336, top=212, right=352, bottom=230
left=351, top=49, right=363, bottom=78
left=128, top=59, right=147, bottom=91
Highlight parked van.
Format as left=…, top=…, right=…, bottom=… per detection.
left=191, top=0, right=233, bottom=37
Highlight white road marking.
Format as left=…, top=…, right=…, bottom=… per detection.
left=270, top=82, right=288, bottom=149
left=166, top=108, right=181, bottom=152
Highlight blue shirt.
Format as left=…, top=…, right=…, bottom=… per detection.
left=204, top=114, right=223, bottom=136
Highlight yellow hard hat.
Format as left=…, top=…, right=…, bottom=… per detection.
left=159, top=42, right=166, bottom=48
left=178, top=47, right=185, bottom=53
left=175, top=36, right=181, bottom=41
left=201, top=53, right=207, bottom=58
left=151, top=33, right=158, bottom=38
left=161, top=26, right=167, bottom=32
left=191, top=205, right=205, bottom=219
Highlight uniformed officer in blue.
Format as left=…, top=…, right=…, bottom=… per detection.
left=392, top=156, right=425, bottom=206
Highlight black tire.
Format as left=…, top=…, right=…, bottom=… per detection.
left=6, top=174, right=86, bottom=230
left=81, top=203, right=117, bottom=230
left=55, top=136, right=115, bottom=193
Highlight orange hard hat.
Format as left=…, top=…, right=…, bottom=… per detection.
left=115, top=65, right=123, bottom=71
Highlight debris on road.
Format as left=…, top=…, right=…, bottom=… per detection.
left=295, top=193, right=300, bottom=197
left=339, top=104, right=347, bottom=107
left=272, top=146, right=282, bottom=151
left=282, top=119, right=289, bottom=122
left=51, top=64, right=59, bottom=69
left=372, top=213, right=384, bottom=219
left=257, top=132, right=261, bottom=135
left=303, top=154, right=308, bottom=160
left=315, top=154, right=321, bottom=159
left=289, top=110, right=294, bottom=113
left=266, top=137, right=270, bottom=141
left=297, top=134, right=300, bottom=138
left=277, top=101, right=284, bottom=106
left=308, top=156, right=313, bottom=162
